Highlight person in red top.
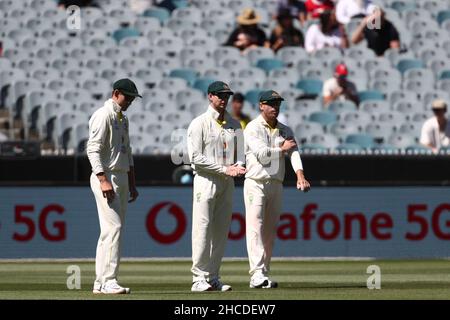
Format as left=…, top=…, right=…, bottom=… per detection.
left=305, top=0, right=335, bottom=19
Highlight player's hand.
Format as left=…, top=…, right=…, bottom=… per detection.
left=128, top=187, right=139, bottom=203
left=225, top=165, right=246, bottom=177
left=100, top=179, right=115, bottom=202
left=297, top=177, right=311, bottom=192
left=281, top=138, right=297, bottom=152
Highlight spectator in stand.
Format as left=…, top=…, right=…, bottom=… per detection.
left=335, top=0, right=377, bottom=24
left=351, top=6, right=400, bottom=56
left=305, top=0, right=335, bottom=19
left=270, top=9, right=304, bottom=52
left=420, top=99, right=450, bottom=154
left=224, top=8, right=270, bottom=51
left=129, top=0, right=153, bottom=14
left=58, top=0, right=96, bottom=8
left=230, top=93, right=251, bottom=129
left=0, top=131, right=8, bottom=142
left=304, top=9, right=349, bottom=53
left=129, top=0, right=177, bottom=14
left=276, top=0, right=307, bottom=26
left=322, top=63, right=359, bottom=107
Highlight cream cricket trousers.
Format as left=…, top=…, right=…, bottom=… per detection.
left=244, top=178, right=282, bottom=276
left=90, top=171, right=128, bottom=285
left=191, top=172, right=234, bottom=282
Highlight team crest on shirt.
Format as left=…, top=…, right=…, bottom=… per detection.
left=196, top=192, right=201, bottom=202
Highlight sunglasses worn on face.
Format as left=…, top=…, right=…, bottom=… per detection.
left=266, top=101, right=282, bottom=107
left=216, top=93, right=232, bottom=100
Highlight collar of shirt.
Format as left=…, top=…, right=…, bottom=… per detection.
left=108, top=98, right=123, bottom=120
left=207, top=104, right=229, bottom=126
left=257, top=114, right=279, bottom=132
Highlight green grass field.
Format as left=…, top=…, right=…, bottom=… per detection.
left=0, top=260, right=449, bottom=299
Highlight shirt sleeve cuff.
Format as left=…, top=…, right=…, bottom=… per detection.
left=92, top=166, right=105, bottom=175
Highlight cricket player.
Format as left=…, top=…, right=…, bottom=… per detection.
left=87, top=78, right=140, bottom=294
left=187, top=81, right=246, bottom=292
left=244, top=90, right=310, bottom=288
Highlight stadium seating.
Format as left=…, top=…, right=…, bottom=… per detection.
left=0, top=0, right=449, bottom=155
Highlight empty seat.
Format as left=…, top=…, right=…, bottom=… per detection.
left=82, top=78, right=111, bottom=100
left=388, top=133, right=416, bottom=148
left=247, top=47, right=275, bottom=66
left=143, top=7, right=171, bottom=23
left=345, top=133, right=374, bottom=149
left=365, top=123, right=396, bottom=143
left=63, top=68, right=97, bottom=86
left=291, top=123, right=322, bottom=145
left=358, top=90, right=384, bottom=102
left=339, top=111, right=373, bottom=127
left=192, top=78, right=216, bottom=94
left=245, top=89, right=264, bottom=106
left=153, top=57, right=182, bottom=75
left=16, top=59, right=47, bottom=75
left=360, top=100, right=391, bottom=114
left=255, top=58, right=284, bottom=73
left=120, top=57, right=151, bottom=75
left=308, top=111, right=337, bottom=126
left=378, top=111, right=408, bottom=127
left=403, top=79, right=435, bottom=92
left=310, top=133, right=340, bottom=149
left=398, top=122, right=423, bottom=139
left=178, top=46, right=209, bottom=64
left=389, top=90, right=420, bottom=106
left=329, top=123, right=360, bottom=141
left=221, top=57, right=250, bottom=72
left=166, top=17, right=200, bottom=33
left=179, top=27, right=209, bottom=44
left=397, top=59, right=424, bottom=74
left=172, top=6, right=203, bottom=21
left=277, top=46, right=308, bottom=67
left=169, top=69, right=198, bottom=86
left=103, top=47, right=134, bottom=62
left=203, top=68, right=233, bottom=83
left=153, top=35, right=185, bottom=55
left=335, top=143, right=363, bottom=152
left=175, top=89, right=205, bottom=108
left=392, top=100, right=423, bottom=113
left=54, top=112, right=88, bottom=151
left=185, top=57, right=216, bottom=74
left=421, top=90, right=450, bottom=108
left=229, top=79, right=258, bottom=94
left=369, top=79, right=400, bottom=96
left=296, top=79, right=323, bottom=96
left=327, top=100, right=358, bottom=113
left=437, top=79, right=450, bottom=92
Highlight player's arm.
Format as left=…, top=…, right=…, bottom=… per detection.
left=128, top=166, right=138, bottom=203
left=419, top=124, right=438, bottom=153
left=244, top=127, right=283, bottom=165
left=351, top=17, right=367, bottom=44
left=126, top=119, right=138, bottom=203
left=234, top=127, right=246, bottom=168
left=86, top=112, right=115, bottom=201
left=285, top=128, right=310, bottom=192
left=187, top=120, right=243, bottom=176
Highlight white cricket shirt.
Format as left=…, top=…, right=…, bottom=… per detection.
left=86, top=98, right=134, bottom=175
left=420, top=116, right=450, bottom=149
left=187, top=105, right=244, bottom=176
left=244, top=114, right=303, bottom=182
